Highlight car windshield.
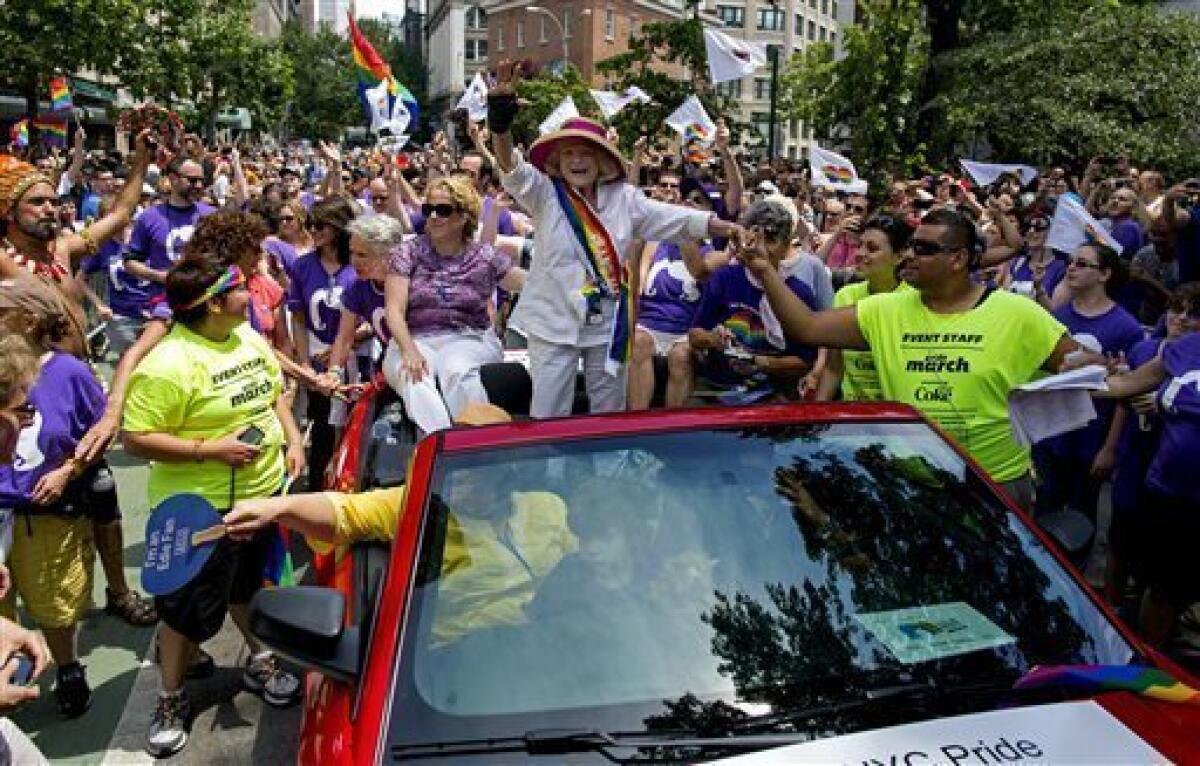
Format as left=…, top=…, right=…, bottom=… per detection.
left=389, top=422, right=1132, bottom=756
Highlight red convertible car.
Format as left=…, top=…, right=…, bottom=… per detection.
left=250, top=401, right=1200, bottom=764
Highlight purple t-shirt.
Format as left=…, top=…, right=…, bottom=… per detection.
left=0, top=353, right=105, bottom=508
left=1044, top=301, right=1144, bottom=461
left=639, top=242, right=712, bottom=335
left=286, top=252, right=358, bottom=346
left=1111, top=338, right=1165, bottom=510
left=1006, top=251, right=1066, bottom=300
left=386, top=236, right=512, bottom=337
left=342, top=278, right=390, bottom=345
left=482, top=195, right=516, bottom=237
left=692, top=263, right=818, bottom=362
left=1105, top=216, right=1144, bottom=258
left=82, top=240, right=156, bottom=319
left=124, top=202, right=215, bottom=307
left=263, top=237, right=298, bottom=283
left=1147, top=332, right=1200, bottom=503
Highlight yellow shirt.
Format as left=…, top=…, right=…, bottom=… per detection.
left=123, top=323, right=285, bottom=510
left=855, top=288, right=1065, bottom=481
left=833, top=280, right=910, bottom=401
left=321, top=487, right=577, bottom=646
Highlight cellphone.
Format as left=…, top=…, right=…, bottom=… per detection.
left=238, top=425, right=265, bottom=447
left=6, top=654, right=33, bottom=686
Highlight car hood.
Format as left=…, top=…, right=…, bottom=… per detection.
left=708, top=695, right=1198, bottom=764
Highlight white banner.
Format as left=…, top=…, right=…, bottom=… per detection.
left=703, top=27, right=767, bottom=84
left=710, top=701, right=1165, bottom=765
left=539, top=95, right=579, bottom=135
left=665, top=95, right=716, bottom=146
left=809, top=144, right=867, bottom=194
left=960, top=159, right=1038, bottom=188
left=456, top=72, right=489, bottom=123
left=1046, top=194, right=1123, bottom=255
left=589, top=86, right=652, bottom=120
left=364, top=80, right=392, bottom=132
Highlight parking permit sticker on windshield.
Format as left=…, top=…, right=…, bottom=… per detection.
left=854, top=602, right=1015, bottom=664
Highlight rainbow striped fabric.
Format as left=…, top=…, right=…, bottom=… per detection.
left=553, top=179, right=633, bottom=373
left=32, top=115, right=67, bottom=147
left=347, top=11, right=419, bottom=128
left=9, top=119, right=28, bottom=148
left=1015, top=664, right=1200, bottom=705
left=49, top=76, right=72, bottom=113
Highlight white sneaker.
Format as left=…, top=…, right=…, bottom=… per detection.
left=243, top=653, right=301, bottom=707
left=146, top=690, right=191, bottom=757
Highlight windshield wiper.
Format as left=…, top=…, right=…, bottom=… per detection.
left=391, top=727, right=813, bottom=763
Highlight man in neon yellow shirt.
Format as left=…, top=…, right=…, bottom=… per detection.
left=744, top=208, right=1088, bottom=507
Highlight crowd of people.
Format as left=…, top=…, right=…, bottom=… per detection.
left=0, top=64, right=1196, bottom=758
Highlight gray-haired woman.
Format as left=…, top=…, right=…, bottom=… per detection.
left=322, top=215, right=408, bottom=392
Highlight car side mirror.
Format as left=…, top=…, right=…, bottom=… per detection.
left=249, top=586, right=361, bottom=684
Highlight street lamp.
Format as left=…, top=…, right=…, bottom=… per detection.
left=526, top=6, right=569, bottom=69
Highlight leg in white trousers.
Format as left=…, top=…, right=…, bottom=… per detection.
left=527, top=336, right=628, bottom=419
left=383, top=332, right=502, bottom=432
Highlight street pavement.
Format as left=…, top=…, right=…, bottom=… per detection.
left=10, top=445, right=301, bottom=765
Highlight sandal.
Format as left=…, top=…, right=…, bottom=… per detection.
left=105, top=588, right=158, bottom=627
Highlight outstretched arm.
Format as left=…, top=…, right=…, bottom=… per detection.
left=61, top=129, right=151, bottom=270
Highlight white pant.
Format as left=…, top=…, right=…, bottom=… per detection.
left=383, top=331, right=502, bottom=433
left=527, top=336, right=627, bottom=419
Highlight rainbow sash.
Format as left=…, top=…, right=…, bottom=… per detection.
left=553, top=179, right=633, bottom=373
left=1015, top=664, right=1200, bottom=705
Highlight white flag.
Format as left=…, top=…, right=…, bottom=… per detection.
left=703, top=27, right=767, bottom=84
left=381, top=91, right=411, bottom=136
left=960, top=159, right=1038, bottom=188
left=364, top=80, right=392, bottom=132
left=1046, top=194, right=1123, bottom=256
left=590, top=86, right=653, bottom=120
left=665, top=96, right=716, bottom=146
left=809, top=145, right=867, bottom=194
left=539, top=96, right=579, bottom=135
left=456, top=72, right=489, bottom=123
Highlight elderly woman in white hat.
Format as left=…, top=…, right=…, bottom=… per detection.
left=487, top=61, right=744, bottom=417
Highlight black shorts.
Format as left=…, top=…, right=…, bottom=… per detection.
left=1141, top=490, right=1200, bottom=604
left=29, top=460, right=120, bottom=524
left=154, top=525, right=274, bottom=644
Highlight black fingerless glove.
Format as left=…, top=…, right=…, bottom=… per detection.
left=487, top=93, right=519, bottom=135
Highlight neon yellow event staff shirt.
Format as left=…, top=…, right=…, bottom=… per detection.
left=855, top=288, right=1066, bottom=482
left=833, top=280, right=911, bottom=402
left=123, top=322, right=286, bottom=510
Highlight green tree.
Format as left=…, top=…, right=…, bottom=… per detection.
left=0, top=0, right=145, bottom=118
left=277, top=20, right=360, bottom=141
left=595, top=18, right=743, bottom=153
left=510, top=65, right=600, bottom=148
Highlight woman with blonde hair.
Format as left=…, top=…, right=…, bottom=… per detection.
left=384, top=175, right=525, bottom=432
left=277, top=198, right=314, bottom=254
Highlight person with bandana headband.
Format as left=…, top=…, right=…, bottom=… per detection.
left=487, top=60, right=744, bottom=417
left=121, top=258, right=305, bottom=758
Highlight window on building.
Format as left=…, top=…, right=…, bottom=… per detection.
left=819, top=26, right=826, bottom=41
left=754, top=77, right=770, bottom=100
left=715, top=80, right=742, bottom=98
left=756, top=7, right=783, bottom=31
left=497, top=25, right=505, bottom=51
left=790, top=119, right=798, bottom=138
left=717, top=5, right=744, bottom=27
left=794, top=13, right=803, bottom=34
left=630, top=14, right=640, bottom=39
left=465, top=38, right=489, bottom=61
left=752, top=111, right=770, bottom=141
left=466, top=6, right=487, bottom=29
left=539, top=14, right=548, bottom=42
left=516, top=19, right=525, bottom=47
left=807, top=19, right=816, bottom=40
left=605, top=7, right=615, bottom=39
left=821, top=0, right=829, bottom=15
left=829, top=31, right=837, bottom=46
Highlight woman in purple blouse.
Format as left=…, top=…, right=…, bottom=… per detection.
left=383, top=176, right=525, bottom=433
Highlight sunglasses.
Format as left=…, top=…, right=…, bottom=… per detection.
left=280, top=215, right=297, bottom=223
left=1069, top=258, right=1102, bottom=269
left=660, top=182, right=679, bottom=189
left=847, top=204, right=868, bottom=214
left=179, top=175, right=206, bottom=185
left=421, top=202, right=459, bottom=218
left=1024, top=219, right=1050, bottom=232
left=685, top=194, right=707, bottom=205
left=911, top=239, right=961, bottom=257
left=372, top=194, right=390, bottom=203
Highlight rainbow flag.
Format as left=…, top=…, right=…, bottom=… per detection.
left=49, top=76, right=72, bottom=113
left=9, top=119, right=28, bottom=148
left=32, top=115, right=67, bottom=147
left=347, top=10, right=419, bottom=128
left=553, top=179, right=633, bottom=373
left=1015, top=665, right=1200, bottom=705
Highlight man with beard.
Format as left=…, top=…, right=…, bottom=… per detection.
left=121, top=158, right=215, bottom=302
left=0, top=133, right=158, bottom=628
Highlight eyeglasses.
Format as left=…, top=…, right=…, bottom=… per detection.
left=685, top=194, right=707, bottom=206
left=847, top=204, right=868, bottom=214
left=1024, top=219, right=1050, bottom=233
left=660, top=182, right=679, bottom=189
left=910, top=239, right=961, bottom=257
left=1069, top=258, right=1102, bottom=269
left=179, top=174, right=206, bottom=185
left=421, top=202, right=459, bottom=219
left=279, top=215, right=297, bottom=223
